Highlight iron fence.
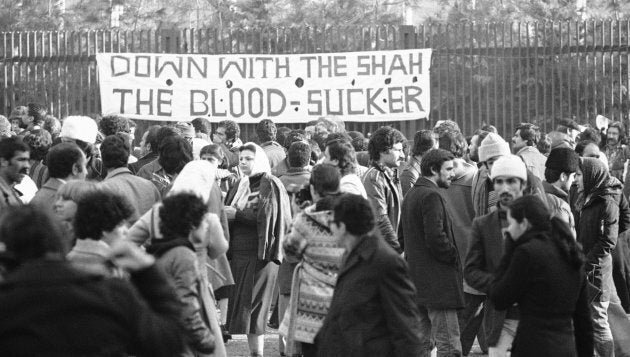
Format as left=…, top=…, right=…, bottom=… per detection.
left=2, top=21, right=629, bottom=140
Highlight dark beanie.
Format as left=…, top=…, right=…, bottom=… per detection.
left=546, top=147, right=579, bottom=173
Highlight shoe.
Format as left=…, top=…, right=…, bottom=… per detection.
left=221, top=325, right=232, bottom=343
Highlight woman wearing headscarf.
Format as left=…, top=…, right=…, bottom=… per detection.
left=127, top=160, right=230, bottom=357
left=223, top=142, right=292, bottom=357
left=489, top=195, right=593, bottom=356
left=574, top=157, right=622, bottom=356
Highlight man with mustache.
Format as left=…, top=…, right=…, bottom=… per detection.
left=401, top=148, right=464, bottom=356
left=465, top=155, right=528, bottom=357
left=0, top=137, right=30, bottom=211
left=603, top=121, right=630, bottom=181
left=363, top=126, right=406, bottom=253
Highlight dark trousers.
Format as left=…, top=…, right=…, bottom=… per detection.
left=457, top=292, right=488, bottom=355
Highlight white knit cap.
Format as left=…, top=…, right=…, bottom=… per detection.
left=490, top=154, right=527, bottom=182
left=478, top=133, right=511, bottom=162
left=60, top=116, right=98, bottom=144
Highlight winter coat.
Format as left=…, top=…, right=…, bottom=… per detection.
left=464, top=209, right=509, bottom=346
left=399, top=157, right=421, bottom=197
left=149, top=241, right=215, bottom=357
left=363, top=163, right=403, bottom=253
left=489, top=229, right=594, bottom=357
left=315, top=233, right=423, bottom=357
left=575, top=159, right=621, bottom=302
left=0, top=259, right=184, bottom=356
left=401, top=177, right=464, bottom=309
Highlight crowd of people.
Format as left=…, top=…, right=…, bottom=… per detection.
left=0, top=103, right=629, bottom=357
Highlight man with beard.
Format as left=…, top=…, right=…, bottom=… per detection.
left=364, top=126, right=406, bottom=253
left=603, top=121, right=630, bottom=181
left=0, top=137, right=30, bottom=212
left=465, top=155, right=528, bottom=357
left=401, top=148, right=464, bottom=356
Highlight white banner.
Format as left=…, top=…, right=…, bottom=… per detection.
left=96, top=49, right=431, bottom=123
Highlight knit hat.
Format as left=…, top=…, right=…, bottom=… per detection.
left=546, top=148, right=579, bottom=173
left=490, top=154, right=527, bottom=181
left=60, top=116, right=98, bottom=144
left=478, top=133, right=510, bottom=162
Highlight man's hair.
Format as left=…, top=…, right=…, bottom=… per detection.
left=537, top=133, right=551, bottom=155
left=325, top=132, right=352, bottom=146
left=23, top=129, right=52, bottom=162
left=154, top=126, right=178, bottom=154
left=433, top=120, right=461, bottom=135
left=480, top=124, right=498, bottom=133
left=256, top=119, right=277, bottom=142
left=420, top=149, right=455, bottom=177
left=99, top=114, right=130, bottom=136
left=27, top=102, right=46, bottom=126
left=191, top=117, right=210, bottom=134
left=351, top=137, right=368, bottom=152
left=333, top=194, right=375, bottom=236
left=144, top=125, right=162, bottom=152
left=47, top=142, right=84, bottom=179
left=284, top=130, right=307, bottom=150
left=43, top=115, right=62, bottom=138
left=57, top=180, right=99, bottom=201
left=200, top=144, right=223, bottom=161
left=515, top=123, right=541, bottom=146
left=578, top=127, right=601, bottom=145
left=439, top=131, right=467, bottom=158
left=159, top=136, right=193, bottom=175
left=310, top=164, right=340, bottom=196
left=412, top=130, right=436, bottom=157
left=101, top=134, right=130, bottom=169
left=0, top=137, right=30, bottom=161
left=159, top=193, right=208, bottom=240
left=326, top=140, right=357, bottom=176
left=556, top=118, right=580, bottom=133
left=0, top=205, right=64, bottom=265
left=217, top=120, right=240, bottom=141
left=544, top=168, right=563, bottom=183
left=367, top=126, right=405, bottom=162
left=74, top=190, right=134, bottom=240
left=309, top=139, right=322, bottom=163
left=575, top=140, right=593, bottom=156
left=288, top=141, right=311, bottom=169
left=276, top=127, right=292, bottom=148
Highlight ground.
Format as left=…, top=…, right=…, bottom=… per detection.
left=224, top=328, right=488, bottom=357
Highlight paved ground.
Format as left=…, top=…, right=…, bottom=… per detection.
left=224, top=329, right=488, bottom=356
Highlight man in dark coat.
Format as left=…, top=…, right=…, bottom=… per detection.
left=316, top=194, right=423, bottom=357
left=401, top=148, right=464, bottom=356
left=574, top=157, right=621, bottom=357
left=465, top=154, right=529, bottom=356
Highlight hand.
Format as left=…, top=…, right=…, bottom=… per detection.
left=108, top=241, right=155, bottom=272
left=224, top=206, right=237, bottom=220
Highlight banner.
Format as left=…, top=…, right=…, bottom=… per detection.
left=96, top=49, right=431, bottom=123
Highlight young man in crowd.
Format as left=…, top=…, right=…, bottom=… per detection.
left=399, top=129, right=437, bottom=196
left=401, top=148, right=464, bottom=356
left=30, top=142, right=86, bottom=213
left=317, top=194, right=423, bottom=357
left=363, top=126, right=406, bottom=253
left=0, top=137, right=30, bottom=211
left=465, top=155, right=529, bottom=357
left=212, top=119, right=242, bottom=169
left=99, top=134, right=161, bottom=221
left=323, top=139, right=367, bottom=198
left=278, top=141, right=311, bottom=197
left=603, top=121, right=630, bottom=181
left=257, top=119, right=285, bottom=169
left=511, top=123, right=547, bottom=181
left=543, top=147, right=579, bottom=234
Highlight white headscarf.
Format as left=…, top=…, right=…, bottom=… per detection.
left=168, top=160, right=217, bottom=203
left=231, top=142, right=271, bottom=209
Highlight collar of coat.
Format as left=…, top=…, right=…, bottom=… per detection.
left=339, top=233, right=378, bottom=277
left=0, top=258, right=103, bottom=288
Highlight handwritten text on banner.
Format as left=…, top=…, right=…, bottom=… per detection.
left=96, top=49, right=431, bottom=123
